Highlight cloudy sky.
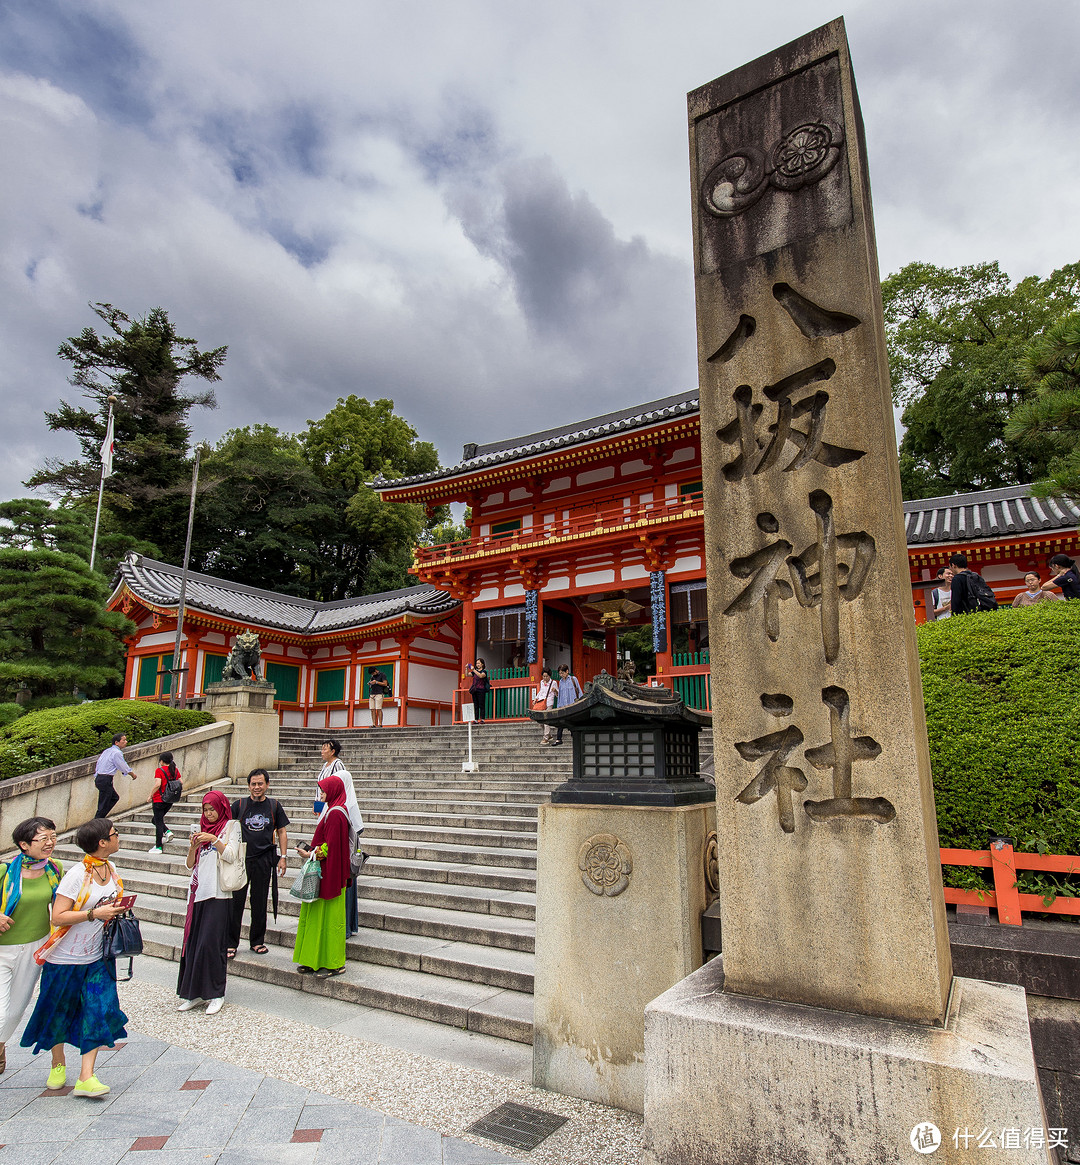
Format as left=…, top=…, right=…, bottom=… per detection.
left=3, top=0, right=1079, bottom=504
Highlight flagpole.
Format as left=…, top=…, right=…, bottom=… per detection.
left=88, top=394, right=116, bottom=572
left=168, top=442, right=207, bottom=709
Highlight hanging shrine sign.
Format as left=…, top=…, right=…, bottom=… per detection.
left=690, top=20, right=952, bottom=1025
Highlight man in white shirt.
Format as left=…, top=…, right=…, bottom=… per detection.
left=93, top=734, right=135, bottom=819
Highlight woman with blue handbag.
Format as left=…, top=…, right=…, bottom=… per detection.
left=0, top=817, right=63, bottom=1076
left=21, top=818, right=129, bottom=1097
left=292, top=775, right=351, bottom=978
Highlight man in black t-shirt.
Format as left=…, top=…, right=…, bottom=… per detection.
left=227, top=769, right=290, bottom=956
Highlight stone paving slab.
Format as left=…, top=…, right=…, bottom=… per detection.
left=0, top=976, right=641, bottom=1165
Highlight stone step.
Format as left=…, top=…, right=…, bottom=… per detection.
left=138, top=919, right=533, bottom=1042
left=132, top=887, right=535, bottom=964
left=127, top=805, right=539, bottom=833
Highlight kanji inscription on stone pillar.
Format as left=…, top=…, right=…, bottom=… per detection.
left=691, top=19, right=952, bottom=1023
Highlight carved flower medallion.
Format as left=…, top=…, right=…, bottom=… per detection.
left=578, top=833, right=633, bottom=897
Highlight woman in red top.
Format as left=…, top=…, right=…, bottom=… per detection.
left=146, top=752, right=180, bottom=854
left=292, top=775, right=351, bottom=979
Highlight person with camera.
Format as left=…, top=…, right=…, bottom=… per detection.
left=466, top=659, right=489, bottom=724
left=0, top=817, right=63, bottom=1076
left=21, top=818, right=129, bottom=1097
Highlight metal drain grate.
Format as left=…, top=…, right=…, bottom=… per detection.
left=466, top=1101, right=569, bottom=1152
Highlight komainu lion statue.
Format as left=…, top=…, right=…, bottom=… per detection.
left=222, top=629, right=262, bottom=682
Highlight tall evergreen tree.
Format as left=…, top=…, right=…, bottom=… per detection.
left=0, top=500, right=135, bottom=701
left=26, top=303, right=226, bottom=561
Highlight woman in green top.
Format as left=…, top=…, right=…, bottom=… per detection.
left=0, top=817, right=62, bottom=1074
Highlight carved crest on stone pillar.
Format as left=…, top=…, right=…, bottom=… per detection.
left=578, top=833, right=633, bottom=897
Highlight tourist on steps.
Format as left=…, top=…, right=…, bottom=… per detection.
left=146, top=752, right=180, bottom=853
left=293, top=775, right=351, bottom=979
left=532, top=668, right=558, bottom=744
left=0, top=818, right=63, bottom=1077
left=367, top=669, right=390, bottom=728
left=21, top=818, right=129, bottom=1097
left=227, top=769, right=289, bottom=959
left=93, top=734, right=135, bottom=820
left=315, top=741, right=362, bottom=939
left=177, top=791, right=241, bottom=1016
left=466, top=658, right=489, bottom=723
left=553, top=665, right=583, bottom=746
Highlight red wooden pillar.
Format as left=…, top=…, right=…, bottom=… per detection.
left=347, top=643, right=358, bottom=728
left=398, top=630, right=414, bottom=728
left=183, top=628, right=204, bottom=701
left=990, top=839, right=1022, bottom=926
left=123, top=641, right=137, bottom=698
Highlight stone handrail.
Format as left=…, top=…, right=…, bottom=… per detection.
left=0, top=720, right=234, bottom=849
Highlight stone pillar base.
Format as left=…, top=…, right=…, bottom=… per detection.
left=643, top=959, right=1053, bottom=1164
left=532, top=801, right=715, bottom=1114
left=206, top=682, right=278, bottom=778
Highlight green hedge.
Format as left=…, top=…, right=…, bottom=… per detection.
left=0, top=700, right=215, bottom=782
left=918, top=601, right=1080, bottom=898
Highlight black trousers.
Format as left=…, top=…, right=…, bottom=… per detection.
left=228, top=850, right=275, bottom=949
left=94, top=776, right=119, bottom=819
left=151, top=802, right=171, bottom=846
left=471, top=691, right=486, bottom=721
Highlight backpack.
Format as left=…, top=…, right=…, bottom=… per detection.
left=967, top=573, right=999, bottom=612
left=330, top=805, right=368, bottom=879
left=161, top=772, right=183, bottom=805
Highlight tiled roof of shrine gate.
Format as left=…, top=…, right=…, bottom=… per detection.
left=373, top=390, right=701, bottom=490
left=903, top=485, right=1080, bottom=546
left=111, top=554, right=459, bottom=635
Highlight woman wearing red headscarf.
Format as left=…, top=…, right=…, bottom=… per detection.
left=177, top=790, right=241, bottom=1015
left=292, top=775, right=351, bottom=978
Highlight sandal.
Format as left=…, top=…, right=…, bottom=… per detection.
left=251, top=945, right=269, bottom=955
left=315, top=966, right=346, bottom=978
left=296, top=965, right=315, bottom=975
left=226, top=949, right=237, bottom=960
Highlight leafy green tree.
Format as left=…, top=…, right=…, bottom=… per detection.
left=0, top=500, right=135, bottom=701
left=300, top=397, right=444, bottom=600
left=1004, top=314, right=1080, bottom=496
left=192, top=426, right=334, bottom=594
left=883, top=262, right=1080, bottom=498
left=26, top=303, right=226, bottom=561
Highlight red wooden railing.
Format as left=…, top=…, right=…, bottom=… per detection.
left=414, top=492, right=704, bottom=567
left=941, top=840, right=1080, bottom=926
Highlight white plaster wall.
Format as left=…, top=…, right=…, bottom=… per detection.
left=577, top=466, right=615, bottom=486
left=282, top=711, right=304, bottom=727
left=407, top=664, right=457, bottom=702
left=137, top=632, right=177, bottom=648
left=328, top=709, right=348, bottom=728
left=577, top=570, right=616, bottom=587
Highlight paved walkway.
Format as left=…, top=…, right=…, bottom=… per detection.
left=0, top=962, right=641, bottom=1165
left=0, top=1028, right=515, bottom=1165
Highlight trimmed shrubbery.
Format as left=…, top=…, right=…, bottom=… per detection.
left=0, top=699, right=215, bottom=782
left=918, top=600, right=1080, bottom=898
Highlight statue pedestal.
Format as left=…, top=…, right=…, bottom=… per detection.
left=205, top=681, right=278, bottom=778
left=643, top=959, right=1053, bottom=1164
left=532, top=801, right=715, bottom=1114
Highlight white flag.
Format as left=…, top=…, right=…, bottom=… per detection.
left=100, top=412, right=115, bottom=478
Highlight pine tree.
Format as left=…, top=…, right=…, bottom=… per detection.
left=26, top=304, right=226, bottom=562
left=0, top=500, right=135, bottom=701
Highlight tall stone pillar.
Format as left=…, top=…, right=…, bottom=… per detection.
left=643, top=19, right=1053, bottom=1164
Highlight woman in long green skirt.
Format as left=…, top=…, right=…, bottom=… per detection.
left=293, top=775, right=351, bottom=978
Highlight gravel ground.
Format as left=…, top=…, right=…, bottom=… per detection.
left=119, top=978, right=644, bottom=1165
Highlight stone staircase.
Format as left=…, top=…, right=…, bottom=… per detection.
left=54, top=724, right=574, bottom=1045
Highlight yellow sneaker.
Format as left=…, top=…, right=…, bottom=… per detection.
left=73, top=1074, right=110, bottom=1097
left=46, top=1064, right=66, bottom=1090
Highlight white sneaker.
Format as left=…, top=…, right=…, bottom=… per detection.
left=205, top=998, right=224, bottom=1016
left=147, top=845, right=163, bottom=854
left=163, top=829, right=173, bottom=841
left=177, top=999, right=201, bottom=1012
